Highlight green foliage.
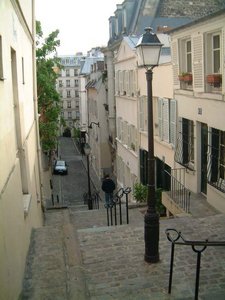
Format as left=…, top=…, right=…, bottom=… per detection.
left=36, top=21, right=61, bottom=152
left=133, top=183, right=166, bottom=216
left=73, top=128, right=81, bottom=139
left=133, top=182, right=147, bottom=203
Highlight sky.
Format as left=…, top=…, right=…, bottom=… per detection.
left=35, top=0, right=124, bottom=55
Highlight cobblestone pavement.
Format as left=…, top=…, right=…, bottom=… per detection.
left=22, top=138, right=225, bottom=300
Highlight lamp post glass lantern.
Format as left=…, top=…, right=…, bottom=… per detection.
left=84, top=143, right=93, bottom=210
left=136, top=27, right=163, bottom=263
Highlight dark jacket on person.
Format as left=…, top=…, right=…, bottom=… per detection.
left=101, top=178, right=115, bottom=193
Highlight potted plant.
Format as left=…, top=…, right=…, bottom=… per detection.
left=133, top=182, right=147, bottom=203
left=178, top=72, right=193, bottom=83
left=206, top=74, right=222, bottom=85
left=133, top=183, right=166, bottom=216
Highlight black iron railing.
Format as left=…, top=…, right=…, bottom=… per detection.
left=164, top=170, right=191, bottom=213
left=165, top=228, right=225, bottom=300
left=83, top=190, right=100, bottom=210
left=106, top=187, right=131, bottom=226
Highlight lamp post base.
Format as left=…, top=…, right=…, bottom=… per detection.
left=144, top=209, right=160, bottom=263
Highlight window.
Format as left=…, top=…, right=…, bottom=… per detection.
left=158, top=98, right=176, bottom=147
left=67, top=101, right=71, bottom=108
left=66, top=69, right=70, bottom=76
left=117, top=117, right=122, bottom=140
left=74, top=79, right=79, bottom=87
left=66, top=80, right=70, bottom=87
left=59, top=80, right=63, bottom=87
left=139, top=96, right=147, bottom=132
left=180, top=38, right=192, bottom=74
left=0, top=35, right=4, bottom=80
left=75, top=91, right=79, bottom=97
left=74, top=69, right=78, bottom=76
left=212, top=34, right=220, bottom=73
left=68, top=111, right=72, bottom=119
left=67, top=90, right=71, bottom=98
left=186, top=40, right=192, bottom=73
left=76, top=111, right=80, bottom=118
left=208, top=128, right=225, bottom=192
left=175, top=118, right=194, bottom=169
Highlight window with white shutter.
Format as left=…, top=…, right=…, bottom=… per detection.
left=170, top=99, right=176, bottom=147
left=157, top=98, right=176, bottom=146
left=130, top=70, right=134, bottom=97
left=117, top=117, right=122, bottom=140
left=158, top=98, right=163, bottom=139
left=139, top=96, right=147, bottom=132
left=162, top=98, right=169, bottom=143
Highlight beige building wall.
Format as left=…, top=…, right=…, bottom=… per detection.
left=0, top=1, right=43, bottom=299
left=115, top=38, right=139, bottom=196
left=138, top=62, right=176, bottom=169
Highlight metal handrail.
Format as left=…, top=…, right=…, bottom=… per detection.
left=164, top=170, right=191, bottom=213
left=165, top=228, right=225, bottom=300
left=106, top=187, right=131, bottom=226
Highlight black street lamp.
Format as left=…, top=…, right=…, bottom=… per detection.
left=84, top=143, right=93, bottom=210
left=136, top=27, right=163, bottom=263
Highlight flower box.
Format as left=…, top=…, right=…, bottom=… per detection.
left=206, top=74, right=222, bottom=85
left=179, top=73, right=192, bottom=83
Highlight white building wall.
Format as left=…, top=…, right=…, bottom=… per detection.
left=0, top=1, right=43, bottom=298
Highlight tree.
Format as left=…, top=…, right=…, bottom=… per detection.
left=36, top=21, right=61, bottom=153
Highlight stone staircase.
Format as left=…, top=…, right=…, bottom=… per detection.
left=22, top=204, right=225, bottom=300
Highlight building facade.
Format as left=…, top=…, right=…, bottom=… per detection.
left=0, top=1, right=43, bottom=298
left=105, top=0, right=224, bottom=190
left=57, top=54, right=83, bottom=135
left=86, top=59, right=112, bottom=179
left=166, top=9, right=225, bottom=213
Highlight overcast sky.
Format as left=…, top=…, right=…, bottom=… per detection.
left=35, top=0, right=124, bottom=55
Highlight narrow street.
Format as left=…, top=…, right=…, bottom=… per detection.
left=21, top=137, right=225, bottom=300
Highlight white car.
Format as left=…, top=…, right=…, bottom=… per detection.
left=53, top=160, right=68, bottom=175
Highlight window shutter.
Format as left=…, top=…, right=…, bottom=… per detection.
left=119, top=71, right=123, bottom=94
left=193, top=34, right=204, bottom=91
left=174, top=117, right=183, bottom=164
left=170, top=99, right=176, bottom=147
left=139, top=97, right=144, bottom=131
left=130, top=70, right=134, bottom=96
left=115, top=71, right=119, bottom=95
left=171, top=40, right=180, bottom=89
left=127, top=125, right=131, bottom=148
left=162, top=98, right=169, bottom=142
left=126, top=71, right=130, bottom=96
left=158, top=98, right=163, bottom=139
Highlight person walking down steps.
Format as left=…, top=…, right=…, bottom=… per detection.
left=101, top=174, right=115, bottom=208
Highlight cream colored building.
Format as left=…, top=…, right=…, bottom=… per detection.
left=114, top=37, right=139, bottom=195
left=86, top=60, right=112, bottom=179
left=168, top=9, right=225, bottom=213
left=0, top=1, right=43, bottom=298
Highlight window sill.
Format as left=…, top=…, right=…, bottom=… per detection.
left=23, top=194, right=32, bottom=217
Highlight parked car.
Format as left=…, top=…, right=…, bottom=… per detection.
left=53, top=160, right=68, bottom=175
